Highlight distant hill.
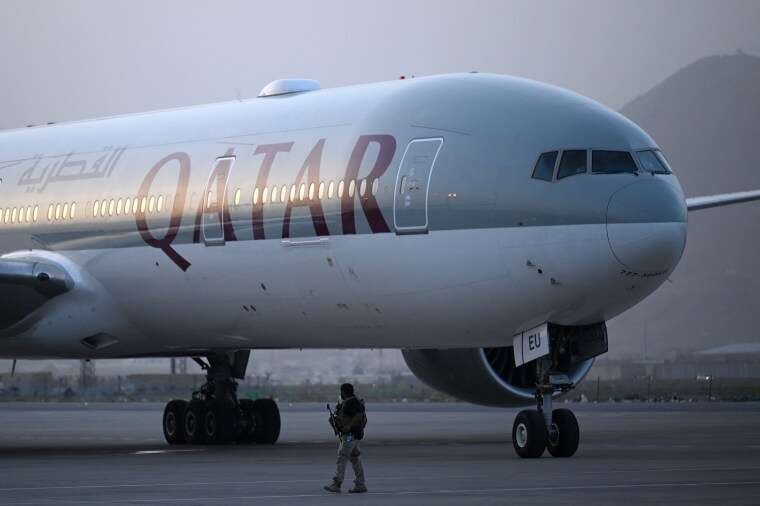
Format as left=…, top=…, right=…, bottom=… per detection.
left=609, top=52, right=760, bottom=359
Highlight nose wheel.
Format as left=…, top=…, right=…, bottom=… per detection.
left=512, top=363, right=580, bottom=458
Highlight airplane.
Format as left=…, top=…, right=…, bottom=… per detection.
left=0, top=73, right=758, bottom=458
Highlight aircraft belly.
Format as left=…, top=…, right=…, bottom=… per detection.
left=0, top=222, right=669, bottom=358
left=79, top=224, right=628, bottom=353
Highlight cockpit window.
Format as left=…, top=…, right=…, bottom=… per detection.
left=592, top=150, right=637, bottom=174
left=557, top=150, right=587, bottom=179
left=636, top=150, right=672, bottom=174
left=531, top=151, right=557, bottom=181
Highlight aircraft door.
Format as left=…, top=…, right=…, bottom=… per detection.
left=202, top=156, right=235, bottom=245
left=393, top=138, right=443, bottom=234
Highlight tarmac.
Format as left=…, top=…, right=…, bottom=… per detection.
left=0, top=401, right=759, bottom=505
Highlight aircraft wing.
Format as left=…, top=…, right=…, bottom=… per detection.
left=686, top=190, right=760, bottom=211
left=0, top=257, right=73, bottom=331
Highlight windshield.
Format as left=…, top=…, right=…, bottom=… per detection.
left=592, top=150, right=638, bottom=174
left=636, top=150, right=672, bottom=174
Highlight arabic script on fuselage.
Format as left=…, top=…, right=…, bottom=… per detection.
left=16, top=146, right=126, bottom=193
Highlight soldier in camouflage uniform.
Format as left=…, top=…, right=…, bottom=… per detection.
left=324, top=383, right=367, bottom=494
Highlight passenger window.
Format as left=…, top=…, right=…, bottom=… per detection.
left=557, top=150, right=587, bottom=179
left=233, top=188, right=241, bottom=206
left=132, top=198, right=139, bottom=214
left=25, top=206, right=31, bottom=223
left=271, top=185, right=279, bottom=203
left=338, top=180, right=345, bottom=198
left=116, top=199, right=123, bottom=215
left=328, top=181, right=335, bottom=199
left=101, top=200, right=108, bottom=216
left=308, top=182, right=315, bottom=200
left=12, top=207, right=17, bottom=223
left=359, top=179, right=367, bottom=197
left=33, top=205, right=39, bottom=222
left=532, top=151, right=558, bottom=181
left=262, top=187, right=269, bottom=204
left=318, top=181, right=325, bottom=199
left=124, top=198, right=131, bottom=214
left=62, top=203, right=69, bottom=220
left=299, top=183, right=306, bottom=201
left=70, top=202, right=76, bottom=219
left=289, top=184, right=297, bottom=202
left=157, top=195, right=165, bottom=212
left=47, top=205, right=53, bottom=222
left=109, top=199, right=116, bottom=216
left=372, top=178, right=379, bottom=196
left=252, top=187, right=259, bottom=205
left=592, top=150, right=637, bottom=174
left=54, top=204, right=61, bottom=220
left=636, top=150, right=671, bottom=174
left=281, top=185, right=288, bottom=203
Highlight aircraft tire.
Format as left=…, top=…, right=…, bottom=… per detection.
left=547, top=408, right=579, bottom=458
left=512, top=409, right=547, bottom=458
left=183, top=399, right=206, bottom=444
left=203, top=400, right=238, bottom=444
left=252, top=398, right=281, bottom=444
left=237, top=399, right=257, bottom=444
left=163, top=399, right=187, bottom=445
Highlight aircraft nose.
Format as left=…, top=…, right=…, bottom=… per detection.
left=606, top=178, right=687, bottom=274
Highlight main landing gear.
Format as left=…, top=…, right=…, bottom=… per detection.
left=512, top=357, right=580, bottom=458
left=162, top=351, right=280, bottom=445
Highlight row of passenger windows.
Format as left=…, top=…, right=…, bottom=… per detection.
left=0, top=195, right=170, bottom=225
left=93, top=195, right=169, bottom=218
left=0, top=205, right=41, bottom=224
left=531, top=149, right=672, bottom=182
left=231, top=177, right=379, bottom=208
left=0, top=177, right=382, bottom=226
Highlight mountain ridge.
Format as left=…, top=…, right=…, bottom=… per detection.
left=609, top=51, right=760, bottom=358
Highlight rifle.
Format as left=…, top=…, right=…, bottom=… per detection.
left=327, top=404, right=340, bottom=436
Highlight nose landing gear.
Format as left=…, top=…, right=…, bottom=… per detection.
left=162, top=351, right=280, bottom=445
left=511, top=358, right=580, bottom=458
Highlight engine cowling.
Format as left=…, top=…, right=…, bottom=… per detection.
left=402, top=323, right=605, bottom=407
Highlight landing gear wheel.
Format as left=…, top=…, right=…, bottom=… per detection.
left=252, top=398, right=281, bottom=444
left=183, top=399, right=206, bottom=444
left=547, top=408, right=579, bottom=458
left=204, top=401, right=237, bottom=443
left=237, top=399, right=257, bottom=444
left=163, top=399, right=187, bottom=445
left=512, top=409, right=547, bottom=458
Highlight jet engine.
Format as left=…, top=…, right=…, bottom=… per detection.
left=402, top=323, right=608, bottom=407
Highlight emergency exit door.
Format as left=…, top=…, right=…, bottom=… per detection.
left=393, top=138, right=443, bottom=234
left=202, top=156, right=235, bottom=245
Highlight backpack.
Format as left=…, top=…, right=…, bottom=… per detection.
left=352, top=399, right=367, bottom=440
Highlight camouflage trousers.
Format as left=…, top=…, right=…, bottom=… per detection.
left=332, top=434, right=365, bottom=487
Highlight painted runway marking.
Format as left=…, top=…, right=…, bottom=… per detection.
left=132, top=449, right=204, bottom=455
left=7, top=480, right=760, bottom=504
left=0, top=475, right=481, bottom=492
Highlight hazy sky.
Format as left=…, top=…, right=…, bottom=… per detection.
left=1, top=0, right=759, bottom=130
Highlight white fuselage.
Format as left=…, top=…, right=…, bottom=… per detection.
left=0, top=74, right=687, bottom=359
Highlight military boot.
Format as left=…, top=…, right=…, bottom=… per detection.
left=349, top=484, right=368, bottom=494
left=323, top=482, right=341, bottom=493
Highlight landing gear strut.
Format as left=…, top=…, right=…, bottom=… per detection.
left=162, top=350, right=280, bottom=445
left=512, top=357, right=579, bottom=458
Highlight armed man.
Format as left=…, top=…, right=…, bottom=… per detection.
left=324, top=382, right=368, bottom=494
